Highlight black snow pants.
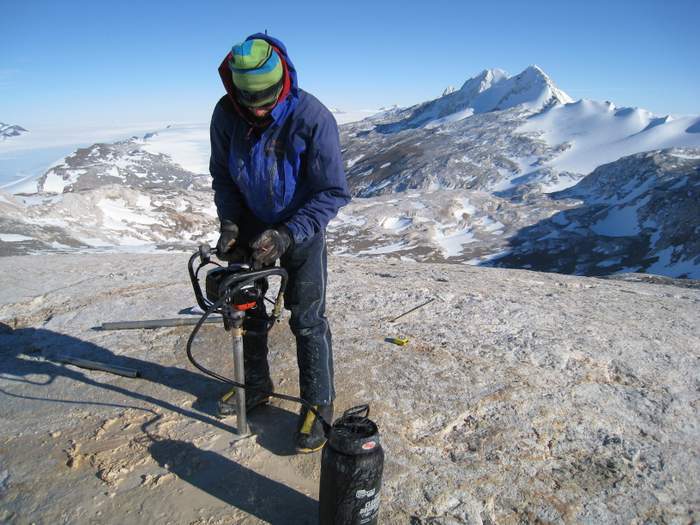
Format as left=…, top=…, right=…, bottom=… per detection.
left=232, top=214, right=335, bottom=405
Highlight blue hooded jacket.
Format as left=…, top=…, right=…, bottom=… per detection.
left=209, top=33, right=351, bottom=245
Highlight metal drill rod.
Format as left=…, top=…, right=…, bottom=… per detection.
left=228, top=309, right=249, bottom=436
left=388, top=298, right=435, bottom=323
left=101, top=317, right=222, bottom=330
left=232, top=330, right=248, bottom=435
left=56, top=356, right=140, bottom=378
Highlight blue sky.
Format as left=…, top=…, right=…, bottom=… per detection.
left=2, top=0, right=698, bottom=129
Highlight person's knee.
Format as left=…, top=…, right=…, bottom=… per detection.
left=288, top=301, right=326, bottom=335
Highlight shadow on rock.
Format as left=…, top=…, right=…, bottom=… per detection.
left=249, top=404, right=301, bottom=456
left=1, top=323, right=321, bottom=522
left=0, top=323, right=239, bottom=431
left=148, top=438, right=317, bottom=524
left=0, top=322, right=305, bottom=456
left=1, top=322, right=228, bottom=403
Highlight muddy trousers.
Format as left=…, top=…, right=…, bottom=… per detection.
left=242, top=231, right=335, bottom=405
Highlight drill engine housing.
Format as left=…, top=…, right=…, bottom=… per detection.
left=205, top=267, right=262, bottom=306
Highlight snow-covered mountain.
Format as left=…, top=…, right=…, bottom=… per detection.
left=326, top=148, right=700, bottom=278
left=1, top=65, right=698, bottom=279
left=0, top=122, right=28, bottom=140
left=0, top=184, right=218, bottom=256
left=376, top=66, right=572, bottom=133
left=341, top=66, right=700, bottom=197
left=489, top=148, right=700, bottom=278
left=0, top=122, right=181, bottom=193
left=519, top=99, right=700, bottom=174
left=1, top=128, right=218, bottom=255
left=343, top=103, right=566, bottom=197
left=37, top=139, right=203, bottom=193
left=3, top=142, right=697, bottom=277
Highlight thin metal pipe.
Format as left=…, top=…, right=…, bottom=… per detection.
left=232, top=325, right=248, bottom=435
left=56, top=356, right=140, bottom=378
left=101, top=317, right=222, bottom=330
left=389, top=298, right=435, bottom=323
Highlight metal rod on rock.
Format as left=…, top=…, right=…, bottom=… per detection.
left=56, top=356, right=140, bottom=378
left=389, top=298, right=435, bottom=323
left=101, top=317, right=222, bottom=330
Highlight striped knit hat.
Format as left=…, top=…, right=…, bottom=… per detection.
left=229, top=39, right=284, bottom=108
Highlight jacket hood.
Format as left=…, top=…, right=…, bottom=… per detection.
left=218, top=33, right=298, bottom=125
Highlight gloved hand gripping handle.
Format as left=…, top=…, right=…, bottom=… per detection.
left=188, top=244, right=288, bottom=317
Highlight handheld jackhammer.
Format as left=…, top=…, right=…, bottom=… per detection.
left=186, top=243, right=289, bottom=436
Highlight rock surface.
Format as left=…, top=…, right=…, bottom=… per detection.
left=1, top=253, right=698, bottom=524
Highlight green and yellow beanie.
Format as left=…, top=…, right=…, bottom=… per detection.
left=229, top=39, right=284, bottom=107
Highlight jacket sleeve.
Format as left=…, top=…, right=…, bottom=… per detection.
left=284, top=113, right=351, bottom=244
left=210, top=97, right=244, bottom=223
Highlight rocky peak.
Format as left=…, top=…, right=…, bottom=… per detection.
left=0, top=122, right=28, bottom=140
left=493, top=65, right=573, bottom=110
left=459, top=68, right=508, bottom=94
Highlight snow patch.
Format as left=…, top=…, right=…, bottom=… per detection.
left=329, top=211, right=367, bottom=229
left=98, top=198, right=158, bottom=230
left=0, top=233, right=34, bottom=242
left=591, top=199, right=647, bottom=237
left=520, top=100, right=700, bottom=174
left=433, top=228, right=476, bottom=257
left=476, top=216, right=505, bottom=233
left=42, top=169, right=86, bottom=193
left=346, top=155, right=365, bottom=169
left=357, top=241, right=414, bottom=255
left=451, top=197, right=477, bottom=218
left=141, top=124, right=209, bottom=174
left=380, top=216, right=412, bottom=231
left=670, top=151, right=700, bottom=160
left=425, top=108, right=475, bottom=129
left=646, top=247, right=700, bottom=279
left=466, top=249, right=511, bottom=265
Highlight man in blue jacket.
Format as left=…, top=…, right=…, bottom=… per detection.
left=209, top=33, right=350, bottom=453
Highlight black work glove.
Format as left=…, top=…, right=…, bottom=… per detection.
left=250, top=226, right=293, bottom=269
left=216, top=220, right=239, bottom=260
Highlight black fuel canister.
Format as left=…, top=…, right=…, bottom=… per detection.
left=319, top=405, right=384, bottom=525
